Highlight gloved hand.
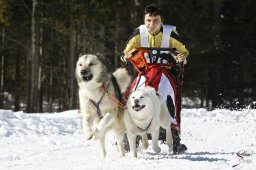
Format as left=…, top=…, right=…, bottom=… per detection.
left=120, top=54, right=126, bottom=62
left=175, top=53, right=186, bottom=63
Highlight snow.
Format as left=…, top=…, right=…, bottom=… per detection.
left=0, top=109, right=255, bottom=170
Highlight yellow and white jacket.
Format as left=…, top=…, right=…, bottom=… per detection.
left=123, top=24, right=189, bottom=58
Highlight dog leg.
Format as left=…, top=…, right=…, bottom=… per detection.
left=98, top=136, right=106, bottom=158
left=82, top=114, right=93, bottom=140
left=127, top=132, right=137, bottom=158
left=113, top=127, right=125, bottom=157
left=141, top=133, right=148, bottom=149
left=165, top=126, right=173, bottom=153
left=94, top=113, right=114, bottom=139
left=151, top=130, right=161, bottom=154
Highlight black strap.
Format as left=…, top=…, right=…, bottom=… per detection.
left=90, top=99, right=103, bottom=119
left=111, top=76, right=122, bottom=102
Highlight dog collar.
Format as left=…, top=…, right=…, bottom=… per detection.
left=136, top=118, right=153, bottom=132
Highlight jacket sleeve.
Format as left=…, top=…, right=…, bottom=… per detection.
left=170, top=30, right=189, bottom=57
left=123, top=29, right=141, bottom=54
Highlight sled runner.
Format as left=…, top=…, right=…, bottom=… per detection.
left=126, top=47, right=185, bottom=140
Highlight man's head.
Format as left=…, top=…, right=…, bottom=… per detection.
left=144, top=4, right=163, bottom=34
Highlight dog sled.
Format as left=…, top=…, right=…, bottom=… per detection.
left=126, top=47, right=185, bottom=141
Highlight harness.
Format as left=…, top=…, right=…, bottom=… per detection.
left=105, top=76, right=126, bottom=109
left=135, top=118, right=153, bottom=132
left=139, top=24, right=176, bottom=49
left=89, top=76, right=125, bottom=119
left=89, top=82, right=110, bottom=119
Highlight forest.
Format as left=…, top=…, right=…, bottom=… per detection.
left=0, top=0, right=255, bottom=112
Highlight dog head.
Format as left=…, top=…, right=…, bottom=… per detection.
left=127, top=86, right=158, bottom=112
left=76, top=54, right=111, bottom=85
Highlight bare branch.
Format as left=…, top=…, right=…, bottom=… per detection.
left=0, top=32, right=30, bottom=51
left=21, top=0, right=32, bottom=16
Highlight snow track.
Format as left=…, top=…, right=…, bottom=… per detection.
left=0, top=109, right=255, bottom=170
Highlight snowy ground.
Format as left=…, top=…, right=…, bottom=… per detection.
left=0, top=108, right=255, bottom=170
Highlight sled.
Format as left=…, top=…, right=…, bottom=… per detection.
left=127, top=47, right=185, bottom=141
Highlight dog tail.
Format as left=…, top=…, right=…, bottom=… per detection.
left=113, top=68, right=132, bottom=93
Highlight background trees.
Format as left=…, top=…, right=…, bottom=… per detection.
left=0, top=0, right=255, bottom=112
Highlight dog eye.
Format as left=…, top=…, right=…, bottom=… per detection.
left=89, top=63, right=94, bottom=66
left=140, top=96, right=144, bottom=98
left=79, top=63, right=82, bottom=66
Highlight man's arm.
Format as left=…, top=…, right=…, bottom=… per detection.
left=170, top=30, right=189, bottom=63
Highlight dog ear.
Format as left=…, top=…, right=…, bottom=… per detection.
left=144, top=86, right=155, bottom=93
left=75, top=67, right=82, bottom=83
left=95, top=53, right=113, bottom=72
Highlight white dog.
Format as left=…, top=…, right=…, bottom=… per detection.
left=124, top=86, right=173, bottom=158
left=76, top=54, right=131, bottom=158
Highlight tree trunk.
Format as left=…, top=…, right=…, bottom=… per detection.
left=29, top=0, right=39, bottom=112
left=0, top=29, right=4, bottom=108
left=82, top=21, right=87, bottom=53
left=38, top=9, right=43, bottom=112
left=49, top=68, right=53, bottom=112
left=69, top=18, right=75, bottom=109
left=14, top=54, right=20, bottom=111
left=27, top=46, right=32, bottom=112
left=114, top=10, right=119, bottom=67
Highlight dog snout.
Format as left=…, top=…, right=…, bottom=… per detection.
left=81, top=69, right=88, bottom=75
left=134, top=99, right=139, bottom=105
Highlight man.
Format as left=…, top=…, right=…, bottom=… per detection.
left=122, top=4, right=189, bottom=154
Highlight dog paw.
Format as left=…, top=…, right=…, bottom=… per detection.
left=119, top=151, right=125, bottom=158
left=100, top=150, right=106, bottom=159
left=142, top=139, right=148, bottom=149
left=130, top=151, right=137, bottom=158
left=93, top=128, right=102, bottom=140
left=85, top=134, right=93, bottom=140
left=153, top=146, right=161, bottom=154
left=168, top=147, right=173, bottom=153
left=85, top=131, right=93, bottom=140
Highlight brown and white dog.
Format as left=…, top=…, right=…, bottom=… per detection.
left=76, top=54, right=131, bottom=158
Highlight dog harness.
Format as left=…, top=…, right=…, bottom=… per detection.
left=89, top=76, right=125, bottom=119
left=135, top=118, right=153, bottom=132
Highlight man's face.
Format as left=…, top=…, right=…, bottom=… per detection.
left=144, top=14, right=163, bottom=34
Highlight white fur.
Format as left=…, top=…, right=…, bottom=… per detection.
left=76, top=54, right=131, bottom=158
left=124, top=86, right=173, bottom=158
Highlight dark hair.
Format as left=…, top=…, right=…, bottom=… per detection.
left=144, top=4, right=164, bottom=19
